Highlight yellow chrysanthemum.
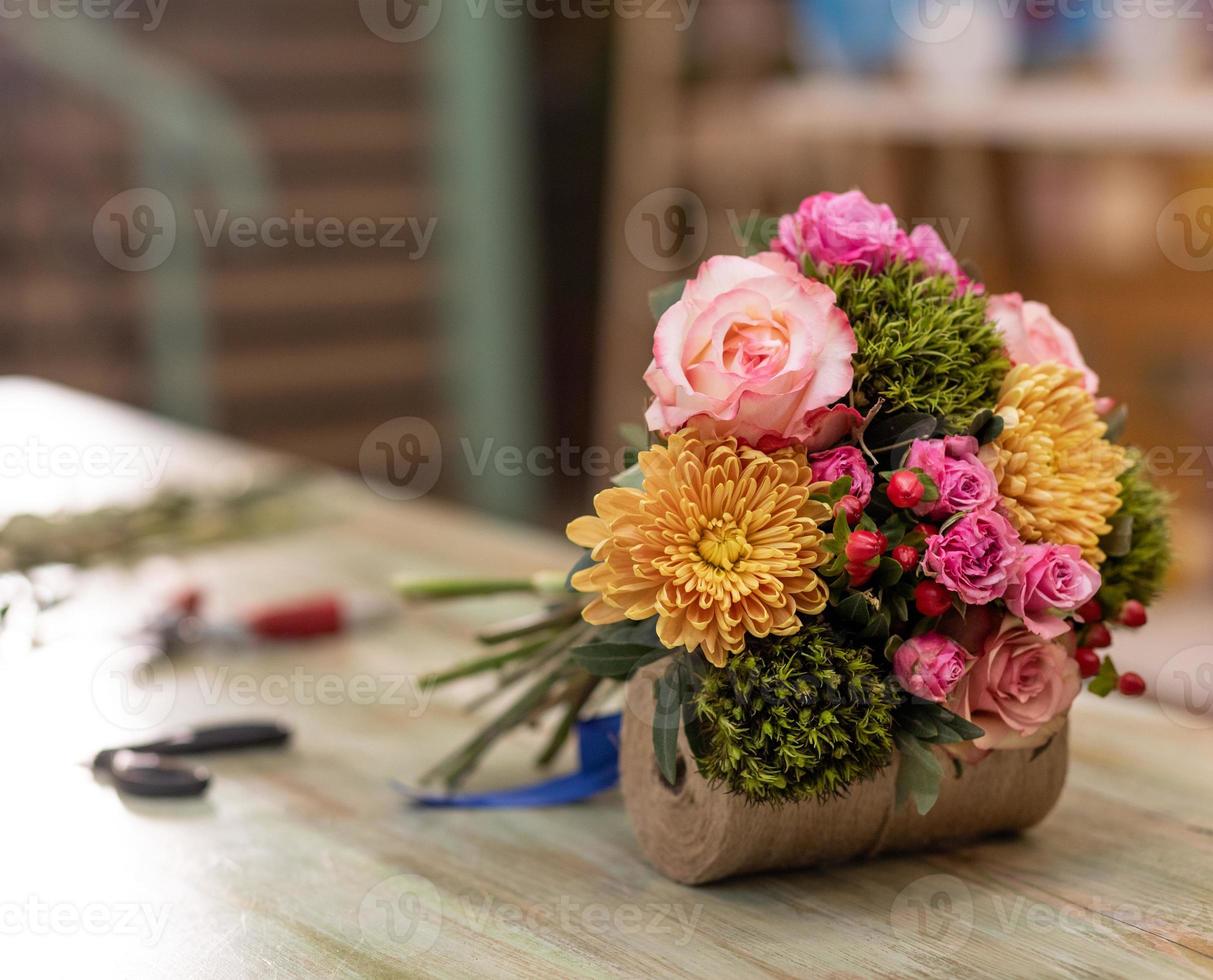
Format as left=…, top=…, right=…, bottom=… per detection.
left=566, top=429, right=831, bottom=667
left=982, top=363, right=1128, bottom=564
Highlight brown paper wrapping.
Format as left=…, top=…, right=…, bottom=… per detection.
left=620, top=667, right=1069, bottom=885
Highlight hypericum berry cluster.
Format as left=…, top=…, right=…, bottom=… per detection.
left=1072, top=598, right=1148, bottom=697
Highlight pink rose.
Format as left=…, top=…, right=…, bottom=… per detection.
left=922, top=510, right=1021, bottom=605
left=987, top=292, right=1099, bottom=396
left=1006, top=543, right=1102, bottom=641
left=905, top=435, right=1000, bottom=521
left=774, top=190, right=909, bottom=273
left=907, top=224, right=984, bottom=294
left=949, top=617, right=1081, bottom=752
left=807, top=446, right=873, bottom=505
left=643, top=252, right=859, bottom=451
left=893, top=633, right=974, bottom=703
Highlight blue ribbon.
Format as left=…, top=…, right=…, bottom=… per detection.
left=394, top=713, right=621, bottom=808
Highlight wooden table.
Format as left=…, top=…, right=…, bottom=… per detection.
left=3, top=379, right=1212, bottom=978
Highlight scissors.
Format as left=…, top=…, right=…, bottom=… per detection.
left=90, top=721, right=292, bottom=798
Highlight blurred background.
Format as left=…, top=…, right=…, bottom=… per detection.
left=1, top=0, right=1211, bottom=590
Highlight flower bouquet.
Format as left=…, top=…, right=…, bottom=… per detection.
left=401, top=190, right=1171, bottom=883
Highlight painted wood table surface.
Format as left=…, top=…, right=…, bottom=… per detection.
left=2, top=379, right=1212, bottom=979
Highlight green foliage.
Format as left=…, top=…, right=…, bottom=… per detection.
left=690, top=625, right=897, bottom=804
left=820, top=261, right=1009, bottom=428
left=1098, top=453, right=1173, bottom=615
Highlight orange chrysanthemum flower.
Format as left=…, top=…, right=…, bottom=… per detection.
left=566, top=429, right=832, bottom=667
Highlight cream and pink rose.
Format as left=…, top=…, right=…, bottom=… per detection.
left=1006, top=543, right=1102, bottom=641
left=893, top=633, right=973, bottom=703
left=987, top=292, right=1100, bottom=397
left=643, top=252, right=859, bottom=451
left=948, top=617, right=1081, bottom=753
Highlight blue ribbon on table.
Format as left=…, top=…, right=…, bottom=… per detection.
left=394, top=713, right=621, bottom=808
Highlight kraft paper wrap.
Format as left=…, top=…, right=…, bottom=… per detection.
left=620, top=667, right=1069, bottom=885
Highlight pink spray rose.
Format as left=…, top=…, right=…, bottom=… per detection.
left=987, top=292, right=1100, bottom=397
left=643, top=252, right=860, bottom=451
left=1006, top=543, right=1102, bottom=641
left=922, top=509, right=1021, bottom=605
left=774, top=190, right=909, bottom=273
left=948, top=617, right=1081, bottom=753
left=906, top=224, right=984, bottom=294
left=807, top=446, right=874, bottom=505
left=893, top=633, right=974, bottom=703
left=905, top=435, right=1000, bottom=521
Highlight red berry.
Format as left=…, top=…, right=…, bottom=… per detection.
left=1120, top=600, right=1148, bottom=629
left=892, top=545, right=920, bottom=573
left=1075, top=599, right=1103, bottom=624
left=1085, top=622, right=1113, bottom=649
left=911, top=523, right=938, bottom=541
left=834, top=494, right=864, bottom=526
left=845, top=530, right=888, bottom=563
left=887, top=470, right=926, bottom=509
left=915, top=580, right=952, bottom=617
left=846, top=561, right=877, bottom=588
left=1075, top=647, right=1101, bottom=679
left=1118, top=672, right=1147, bottom=697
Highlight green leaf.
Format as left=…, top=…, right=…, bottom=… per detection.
left=932, top=706, right=984, bottom=742
left=564, top=550, right=594, bottom=592
left=611, top=462, right=644, bottom=490
left=865, top=412, right=939, bottom=454
left=570, top=642, right=666, bottom=679
left=648, top=279, right=688, bottom=322
left=875, top=556, right=904, bottom=588
left=595, top=617, right=662, bottom=648
left=838, top=592, right=871, bottom=626
left=1103, top=403, right=1129, bottom=443
left=1088, top=655, right=1120, bottom=697
left=1101, top=514, right=1134, bottom=559
left=914, top=470, right=941, bottom=504
left=899, top=713, right=939, bottom=740
left=894, top=730, right=943, bottom=815
left=653, top=662, right=685, bottom=786
left=618, top=422, right=649, bottom=451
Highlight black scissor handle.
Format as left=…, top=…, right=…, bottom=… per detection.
left=93, top=721, right=291, bottom=771
left=109, top=751, right=211, bottom=799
